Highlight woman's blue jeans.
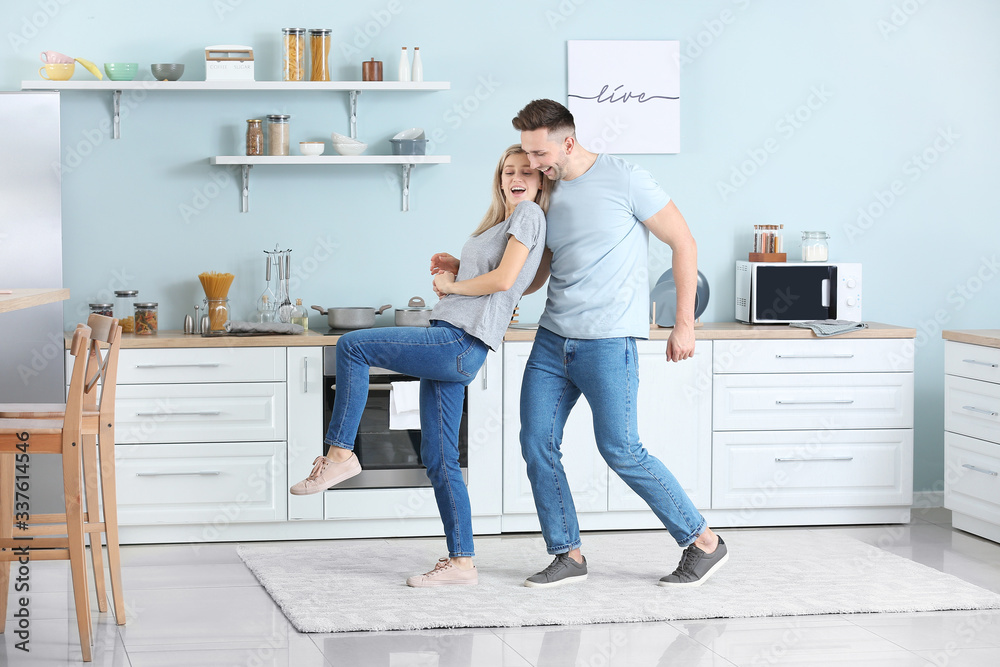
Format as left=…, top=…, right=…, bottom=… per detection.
left=324, top=321, right=488, bottom=557
left=519, top=326, right=707, bottom=554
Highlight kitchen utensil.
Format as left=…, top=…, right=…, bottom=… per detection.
left=151, top=63, right=184, bottom=81
left=311, top=304, right=392, bottom=330
left=278, top=252, right=293, bottom=322
left=334, top=142, right=367, bottom=156
left=650, top=269, right=710, bottom=327
left=390, top=138, right=427, bottom=155
left=39, top=63, right=74, bottom=80
left=104, top=62, right=137, bottom=81
left=394, top=296, right=432, bottom=327
left=40, top=50, right=75, bottom=64
left=299, top=141, right=325, bottom=156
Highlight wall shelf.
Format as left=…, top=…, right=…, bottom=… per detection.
left=209, top=155, right=451, bottom=213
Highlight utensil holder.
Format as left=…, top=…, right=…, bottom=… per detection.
left=748, top=252, right=786, bottom=262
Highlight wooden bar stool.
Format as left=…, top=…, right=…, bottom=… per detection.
left=0, top=324, right=94, bottom=662
left=0, top=313, right=125, bottom=624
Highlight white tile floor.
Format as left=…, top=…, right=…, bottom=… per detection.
left=4, top=507, right=1000, bottom=666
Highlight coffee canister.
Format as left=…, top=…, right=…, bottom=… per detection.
left=362, top=58, right=382, bottom=81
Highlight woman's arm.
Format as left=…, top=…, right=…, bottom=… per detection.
left=434, top=236, right=530, bottom=297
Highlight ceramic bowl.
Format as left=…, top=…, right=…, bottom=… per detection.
left=330, top=131, right=364, bottom=145
left=39, top=63, right=75, bottom=81
left=104, top=62, right=138, bottom=81
left=390, top=138, right=428, bottom=156
left=334, top=142, right=367, bottom=156
left=151, top=63, right=184, bottom=81
left=299, top=141, right=325, bottom=156
left=392, top=127, right=425, bottom=141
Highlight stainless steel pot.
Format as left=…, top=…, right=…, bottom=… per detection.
left=394, top=296, right=432, bottom=327
left=310, top=304, right=391, bottom=330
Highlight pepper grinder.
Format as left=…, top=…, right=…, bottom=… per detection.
left=193, top=304, right=201, bottom=334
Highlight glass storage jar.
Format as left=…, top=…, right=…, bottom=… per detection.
left=245, top=119, right=263, bottom=156
left=114, top=290, right=137, bottom=333
left=133, top=302, right=158, bottom=335
left=206, top=298, right=230, bottom=332
left=266, top=114, right=290, bottom=156
left=801, top=231, right=830, bottom=262
left=309, top=28, right=331, bottom=81
left=88, top=303, right=114, bottom=318
left=282, top=28, right=306, bottom=81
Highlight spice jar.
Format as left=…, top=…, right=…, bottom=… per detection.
left=114, top=290, right=137, bottom=333
left=309, top=28, right=331, bottom=81
left=801, top=231, right=830, bottom=262
left=133, top=302, right=158, bottom=335
left=88, top=303, right=114, bottom=318
left=361, top=58, right=382, bottom=82
left=266, top=114, right=290, bottom=156
left=246, top=119, right=263, bottom=156
left=282, top=28, right=306, bottom=81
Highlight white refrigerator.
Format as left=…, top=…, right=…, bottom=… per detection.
left=0, top=91, right=65, bottom=512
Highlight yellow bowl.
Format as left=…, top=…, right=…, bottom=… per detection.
left=39, top=63, right=75, bottom=81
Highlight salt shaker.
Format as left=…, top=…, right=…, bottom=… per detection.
left=183, top=314, right=194, bottom=334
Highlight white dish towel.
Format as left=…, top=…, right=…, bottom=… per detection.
left=389, top=381, right=421, bottom=430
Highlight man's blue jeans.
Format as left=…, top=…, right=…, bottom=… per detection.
left=519, top=326, right=707, bottom=554
left=324, top=321, right=488, bottom=557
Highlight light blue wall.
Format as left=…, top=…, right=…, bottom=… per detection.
left=2, top=0, right=998, bottom=493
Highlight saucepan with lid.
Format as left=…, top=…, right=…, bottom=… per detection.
left=311, top=304, right=391, bottom=330
left=394, top=296, right=432, bottom=327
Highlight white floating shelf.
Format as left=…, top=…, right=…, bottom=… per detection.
left=21, top=80, right=449, bottom=91
left=209, top=155, right=451, bottom=212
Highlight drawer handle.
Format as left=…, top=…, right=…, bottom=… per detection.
left=136, top=471, right=222, bottom=477
left=134, top=410, right=222, bottom=417
left=134, top=363, right=222, bottom=369
left=963, top=359, right=999, bottom=369
left=961, top=464, right=998, bottom=477
left=775, top=399, right=855, bottom=405
left=329, top=383, right=394, bottom=391
left=775, top=457, right=854, bottom=462
left=962, top=405, right=999, bottom=417
left=774, top=354, right=855, bottom=359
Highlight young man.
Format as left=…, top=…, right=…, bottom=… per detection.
left=513, top=99, right=727, bottom=588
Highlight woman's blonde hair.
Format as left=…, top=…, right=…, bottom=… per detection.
left=472, top=144, right=551, bottom=237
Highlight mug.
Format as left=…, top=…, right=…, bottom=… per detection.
left=39, top=63, right=74, bottom=80
left=39, top=50, right=74, bottom=64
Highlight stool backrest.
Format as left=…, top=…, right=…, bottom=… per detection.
left=81, top=314, right=123, bottom=419
left=66, top=324, right=93, bottom=430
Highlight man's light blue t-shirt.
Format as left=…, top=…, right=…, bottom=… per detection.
left=538, top=153, right=670, bottom=340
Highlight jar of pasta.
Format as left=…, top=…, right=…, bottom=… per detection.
left=133, top=302, right=158, bottom=335
left=114, top=290, right=137, bottom=333
left=309, top=28, right=331, bottom=81
left=282, top=28, right=306, bottom=81
left=266, top=114, right=290, bottom=156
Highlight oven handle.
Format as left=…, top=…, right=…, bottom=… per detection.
left=329, top=383, right=396, bottom=391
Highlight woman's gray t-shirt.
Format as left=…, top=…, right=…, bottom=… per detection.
left=431, top=200, right=546, bottom=350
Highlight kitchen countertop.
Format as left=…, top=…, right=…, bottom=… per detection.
left=65, top=322, right=916, bottom=349
left=942, top=329, right=1000, bottom=349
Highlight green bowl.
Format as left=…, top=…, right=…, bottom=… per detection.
left=104, top=62, right=138, bottom=81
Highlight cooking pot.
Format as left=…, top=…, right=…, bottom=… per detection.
left=394, top=296, right=433, bottom=327
left=311, top=304, right=391, bottom=330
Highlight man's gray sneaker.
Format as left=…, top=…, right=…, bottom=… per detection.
left=659, top=536, right=728, bottom=587
left=524, top=553, right=588, bottom=588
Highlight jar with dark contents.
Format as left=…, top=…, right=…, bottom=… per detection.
left=246, top=119, right=263, bottom=156
left=88, top=303, right=114, bottom=318
left=133, top=302, right=158, bottom=335
left=114, top=290, right=137, bottom=333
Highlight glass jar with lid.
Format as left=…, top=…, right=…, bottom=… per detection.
left=282, top=28, right=306, bottom=81
left=801, top=231, right=830, bottom=262
left=309, top=29, right=331, bottom=81
left=88, top=303, right=114, bottom=318
left=266, top=114, right=290, bottom=156
left=133, top=302, right=158, bottom=335
left=245, top=119, right=263, bottom=156
left=114, top=290, right=137, bottom=333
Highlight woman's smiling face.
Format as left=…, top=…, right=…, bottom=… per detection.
left=501, top=152, right=542, bottom=213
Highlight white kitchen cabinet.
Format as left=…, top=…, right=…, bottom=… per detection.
left=943, top=337, right=1000, bottom=543
left=286, top=347, right=324, bottom=521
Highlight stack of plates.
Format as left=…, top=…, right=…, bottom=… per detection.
left=650, top=269, right=710, bottom=327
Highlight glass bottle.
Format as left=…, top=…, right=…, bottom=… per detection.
left=290, top=298, right=309, bottom=331
left=411, top=46, right=423, bottom=82
left=114, top=289, right=137, bottom=333
left=282, top=28, right=306, bottom=81
left=255, top=294, right=275, bottom=323
left=309, top=28, right=331, bottom=81
left=398, top=46, right=410, bottom=82
left=133, top=302, right=158, bottom=335
left=801, top=231, right=830, bottom=262
left=245, top=119, right=263, bottom=156
left=266, top=114, right=290, bottom=156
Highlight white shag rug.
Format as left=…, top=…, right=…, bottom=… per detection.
left=236, top=530, right=1000, bottom=633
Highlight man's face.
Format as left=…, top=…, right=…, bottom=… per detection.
left=520, top=128, right=570, bottom=181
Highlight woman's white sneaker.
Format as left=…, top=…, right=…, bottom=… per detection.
left=289, top=453, right=361, bottom=495
left=406, top=558, right=479, bottom=587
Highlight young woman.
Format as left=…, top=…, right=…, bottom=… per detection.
left=290, top=144, right=550, bottom=587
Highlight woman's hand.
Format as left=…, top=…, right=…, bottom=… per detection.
left=430, top=252, right=460, bottom=276
left=433, top=271, right=456, bottom=297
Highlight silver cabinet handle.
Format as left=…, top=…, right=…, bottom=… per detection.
left=482, top=354, right=488, bottom=390
left=303, top=357, right=309, bottom=394
left=775, top=457, right=854, bottom=462
left=775, top=399, right=855, bottom=405
left=134, top=410, right=222, bottom=417
left=329, top=383, right=394, bottom=391
left=136, top=471, right=222, bottom=477
left=962, top=464, right=998, bottom=477
left=962, top=405, right=999, bottom=417
left=774, top=354, right=855, bottom=359
left=134, top=363, right=221, bottom=369
left=963, top=359, right=999, bottom=369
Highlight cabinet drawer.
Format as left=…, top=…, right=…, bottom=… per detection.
left=714, top=339, right=913, bottom=374
left=713, top=373, right=913, bottom=430
left=324, top=487, right=441, bottom=520
left=117, top=347, right=285, bottom=384
left=712, top=429, right=913, bottom=509
left=944, top=432, right=1000, bottom=526
left=946, top=342, right=1000, bottom=385
left=945, top=375, right=1000, bottom=445
left=115, top=442, right=287, bottom=525
left=115, top=383, right=286, bottom=443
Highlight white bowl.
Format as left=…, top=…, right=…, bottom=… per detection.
left=331, top=131, right=363, bottom=145
left=334, top=142, right=367, bottom=156
left=299, top=141, right=325, bottom=156
left=393, top=127, right=425, bottom=140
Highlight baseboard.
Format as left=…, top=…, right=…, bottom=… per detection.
left=912, top=491, right=944, bottom=509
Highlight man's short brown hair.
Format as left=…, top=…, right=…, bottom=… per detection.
left=512, top=99, right=576, bottom=136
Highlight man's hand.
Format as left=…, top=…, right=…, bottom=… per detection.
left=666, top=323, right=695, bottom=362
left=430, top=252, right=460, bottom=276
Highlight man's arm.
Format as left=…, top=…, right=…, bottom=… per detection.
left=642, top=201, right=697, bottom=361
left=522, top=247, right=552, bottom=296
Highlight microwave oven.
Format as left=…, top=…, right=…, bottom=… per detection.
left=735, top=261, right=862, bottom=324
